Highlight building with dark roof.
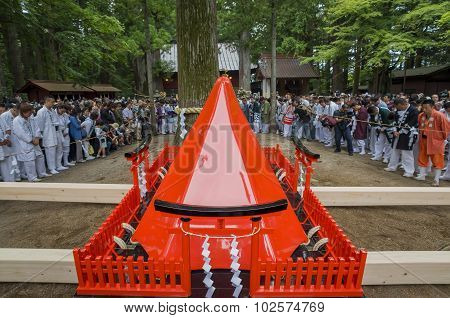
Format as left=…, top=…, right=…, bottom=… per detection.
left=391, top=64, right=450, bottom=95
left=255, top=54, right=319, bottom=97
left=17, top=80, right=121, bottom=101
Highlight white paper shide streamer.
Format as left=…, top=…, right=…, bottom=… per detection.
left=179, top=108, right=188, bottom=139
left=202, top=235, right=215, bottom=298
left=298, top=162, right=305, bottom=195
left=230, top=236, right=243, bottom=298
left=137, top=162, right=147, bottom=199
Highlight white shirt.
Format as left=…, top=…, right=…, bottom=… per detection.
left=122, top=107, right=133, bottom=120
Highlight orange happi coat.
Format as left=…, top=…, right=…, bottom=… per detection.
left=418, top=109, right=450, bottom=155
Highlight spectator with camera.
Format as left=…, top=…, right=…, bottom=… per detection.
left=333, top=103, right=354, bottom=156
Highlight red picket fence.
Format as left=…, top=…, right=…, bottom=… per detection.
left=264, top=145, right=299, bottom=190
left=73, top=144, right=190, bottom=297
left=74, top=251, right=188, bottom=297
left=250, top=146, right=367, bottom=297
left=250, top=253, right=366, bottom=297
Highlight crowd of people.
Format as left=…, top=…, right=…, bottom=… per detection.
left=2, top=89, right=449, bottom=187
left=0, top=96, right=178, bottom=182
left=238, top=91, right=450, bottom=187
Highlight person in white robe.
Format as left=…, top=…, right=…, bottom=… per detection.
left=13, top=103, right=49, bottom=182
left=323, top=98, right=339, bottom=146
left=0, top=102, right=24, bottom=180
left=36, top=97, right=59, bottom=174
left=313, top=100, right=325, bottom=142
left=54, top=104, right=69, bottom=170
left=165, top=103, right=176, bottom=134
left=80, top=112, right=97, bottom=160
left=61, top=106, right=74, bottom=167
left=0, top=119, right=15, bottom=182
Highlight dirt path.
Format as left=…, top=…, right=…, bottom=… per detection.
left=0, top=134, right=449, bottom=297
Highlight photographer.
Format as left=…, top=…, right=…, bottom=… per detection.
left=333, top=104, right=354, bottom=155
left=294, top=101, right=312, bottom=141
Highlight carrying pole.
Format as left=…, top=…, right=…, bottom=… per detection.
left=181, top=218, right=192, bottom=295
left=249, top=217, right=262, bottom=295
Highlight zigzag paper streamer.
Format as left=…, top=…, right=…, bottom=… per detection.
left=230, top=236, right=243, bottom=298
left=137, top=162, right=147, bottom=199
left=298, top=163, right=305, bottom=195
left=202, top=235, right=215, bottom=298
left=179, top=109, right=188, bottom=139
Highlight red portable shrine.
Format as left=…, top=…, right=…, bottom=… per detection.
left=73, top=76, right=367, bottom=298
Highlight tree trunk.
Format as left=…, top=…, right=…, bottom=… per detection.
left=0, top=1, right=24, bottom=91
left=371, top=68, right=380, bottom=94
left=153, top=50, right=164, bottom=92
left=174, top=0, right=219, bottom=144
left=22, top=40, right=33, bottom=80
left=352, top=39, right=361, bottom=95
left=323, top=60, right=331, bottom=94
left=143, top=0, right=153, bottom=98
left=331, top=58, right=345, bottom=93
left=342, top=66, right=348, bottom=93
left=34, top=37, right=45, bottom=79
left=0, top=54, right=7, bottom=97
left=414, top=48, right=423, bottom=68
left=46, top=32, right=58, bottom=80
left=270, top=0, right=277, bottom=132
left=134, top=55, right=146, bottom=94
left=238, top=30, right=251, bottom=91
left=405, top=54, right=414, bottom=69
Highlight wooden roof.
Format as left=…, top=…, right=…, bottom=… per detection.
left=17, top=80, right=94, bottom=93
left=391, top=64, right=450, bottom=79
left=257, top=54, right=319, bottom=79
left=17, top=80, right=121, bottom=93
left=88, top=84, right=122, bottom=92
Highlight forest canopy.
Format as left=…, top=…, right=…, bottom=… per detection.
left=1, top=0, right=449, bottom=97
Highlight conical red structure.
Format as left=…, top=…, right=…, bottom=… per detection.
left=132, top=76, right=307, bottom=269
left=74, top=76, right=367, bottom=298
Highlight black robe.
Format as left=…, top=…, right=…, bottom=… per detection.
left=391, top=106, right=419, bottom=151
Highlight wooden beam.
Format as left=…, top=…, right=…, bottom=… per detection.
left=364, top=251, right=450, bottom=285
left=311, top=187, right=450, bottom=206
left=0, top=182, right=132, bottom=204
left=0, top=249, right=76, bottom=283
left=1, top=183, right=449, bottom=206
left=1, top=249, right=449, bottom=285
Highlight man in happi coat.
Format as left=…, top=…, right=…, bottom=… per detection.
left=440, top=102, right=450, bottom=182
left=368, top=103, right=393, bottom=163
left=415, top=98, right=449, bottom=186
left=384, top=98, right=419, bottom=178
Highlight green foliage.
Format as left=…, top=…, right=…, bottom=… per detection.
left=217, top=0, right=270, bottom=61
left=0, top=0, right=175, bottom=95
left=1, top=0, right=448, bottom=96
left=153, top=59, right=175, bottom=79
left=302, top=0, right=449, bottom=92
